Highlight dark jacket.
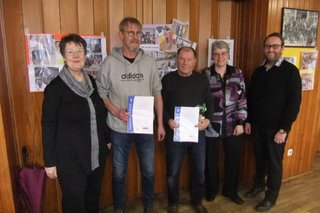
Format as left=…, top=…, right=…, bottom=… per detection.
left=247, top=59, right=302, bottom=132
left=161, top=70, right=214, bottom=141
left=42, top=75, right=107, bottom=175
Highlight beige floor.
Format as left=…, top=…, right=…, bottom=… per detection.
left=101, top=155, right=320, bottom=213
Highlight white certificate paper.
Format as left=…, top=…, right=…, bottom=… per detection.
left=127, top=96, right=154, bottom=134
left=173, top=106, right=199, bottom=142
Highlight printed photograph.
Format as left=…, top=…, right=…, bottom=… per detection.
left=300, top=70, right=314, bottom=90
left=281, top=8, right=319, bottom=47
left=172, top=19, right=189, bottom=39
left=301, top=51, right=318, bottom=70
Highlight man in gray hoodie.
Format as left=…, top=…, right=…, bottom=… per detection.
left=96, top=17, right=165, bottom=213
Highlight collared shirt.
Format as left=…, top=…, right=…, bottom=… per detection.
left=261, top=57, right=284, bottom=71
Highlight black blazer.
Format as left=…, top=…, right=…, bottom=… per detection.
left=42, top=75, right=107, bottom=175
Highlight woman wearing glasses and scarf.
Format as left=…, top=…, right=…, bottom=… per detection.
left=42, top=34, right=108, bottom=213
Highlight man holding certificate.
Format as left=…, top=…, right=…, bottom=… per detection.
left=162, top=47, right=214, bottom=213
left=96, top=17, right=165, bottom=213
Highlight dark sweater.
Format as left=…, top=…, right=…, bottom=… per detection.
left=161, top=71, right=214, bottom=141
left=247, top=60, right=302, bottom=132
left=42, top=75, right=107, bottom=175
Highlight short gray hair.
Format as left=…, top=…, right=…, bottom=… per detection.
left=119, top=17, right=142, bottom=32
left=212, top=40, right=230, bottom=54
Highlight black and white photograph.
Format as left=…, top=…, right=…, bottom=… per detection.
left=85, top=38, right=102, bottom=53
left=29, top=66, right=59, bottom=91
left=27, top=34, right=56, bottom=66
left=281, top=8, right=319, bottom=47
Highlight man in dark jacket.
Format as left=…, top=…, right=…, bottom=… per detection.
left=244, top=32, right=302, bottom=212
left=162, top=47, right=214, bottom=213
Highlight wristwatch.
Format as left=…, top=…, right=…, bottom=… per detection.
left=278, top=129, right=287, bottom=134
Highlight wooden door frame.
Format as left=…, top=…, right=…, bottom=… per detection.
left=0, top=0, right=16, bottom=211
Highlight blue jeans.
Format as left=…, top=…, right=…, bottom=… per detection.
left=111, top=130, right=154, bottom=209
left=166, top=134, right=206, bottom=205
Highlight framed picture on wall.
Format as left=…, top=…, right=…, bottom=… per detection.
left=281, top=7, right=319, bottom=47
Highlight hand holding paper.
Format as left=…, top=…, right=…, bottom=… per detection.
left=127, top=96, right=154, bottom=134
left=173, top=106, right=199, bottom=142
left=196, top=118, right=210, bottom=131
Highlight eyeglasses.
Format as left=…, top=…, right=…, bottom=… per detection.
left=122, top=31, right=142, bottom=37
left=264, top=44, right=282, bottom=50
left=65, top=49, right=85, bottom=56
left=213, top=52, right=228, bottom=57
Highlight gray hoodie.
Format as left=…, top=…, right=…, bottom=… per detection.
left=96, top=47, right=162, bottom=133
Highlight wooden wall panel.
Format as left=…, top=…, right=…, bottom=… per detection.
left=78, top=0, right=94, bottom=34
left=0, top=1, right=16, bottom=211
left=60, top=0, right=78, bottom=33
left=177, top=0, right=190, bottom=22
left=137, top=0, right=143, bottom=22
left=42, top=0, right=60, bottom=33
left=108, top=0, right=123, bottom=50
left=0, top=106, right=15, bottom=213
left=22, top=0, right=43, bottom=33
left=142, top=0, right=153, bottom=23
left=153, top=0, right=166, bottom=23
left=211, top=0, right=219, bottom=38
left=166, top=0, right=177, bottom=23
left=93, top=0, right=109, bottom=51
left=197, top=0, right=212, bottom=71
left=124, top=0, right=137, bottom=18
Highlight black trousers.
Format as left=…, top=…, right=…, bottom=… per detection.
left=205, top=135, right=242, bottom=197
left=251, top=124, right=286, bottom=203
left=58, top=164, right=105, bottom=213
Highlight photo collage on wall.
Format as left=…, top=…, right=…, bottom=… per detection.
left=300, top=51, right=318, bottom=90
left=25, top=19, right=196, bottom=92
left=25, top=34, right=107, bottom=92
left=281, top=7, right=319, bottom=91
left=141, top=19, right=197, bottom=79
left=283, top=50, right=318, bottom=91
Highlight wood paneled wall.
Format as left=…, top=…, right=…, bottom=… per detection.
left=0, top=106, right=15, bottom=213
left=1, top=0, right=320, bottom=212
